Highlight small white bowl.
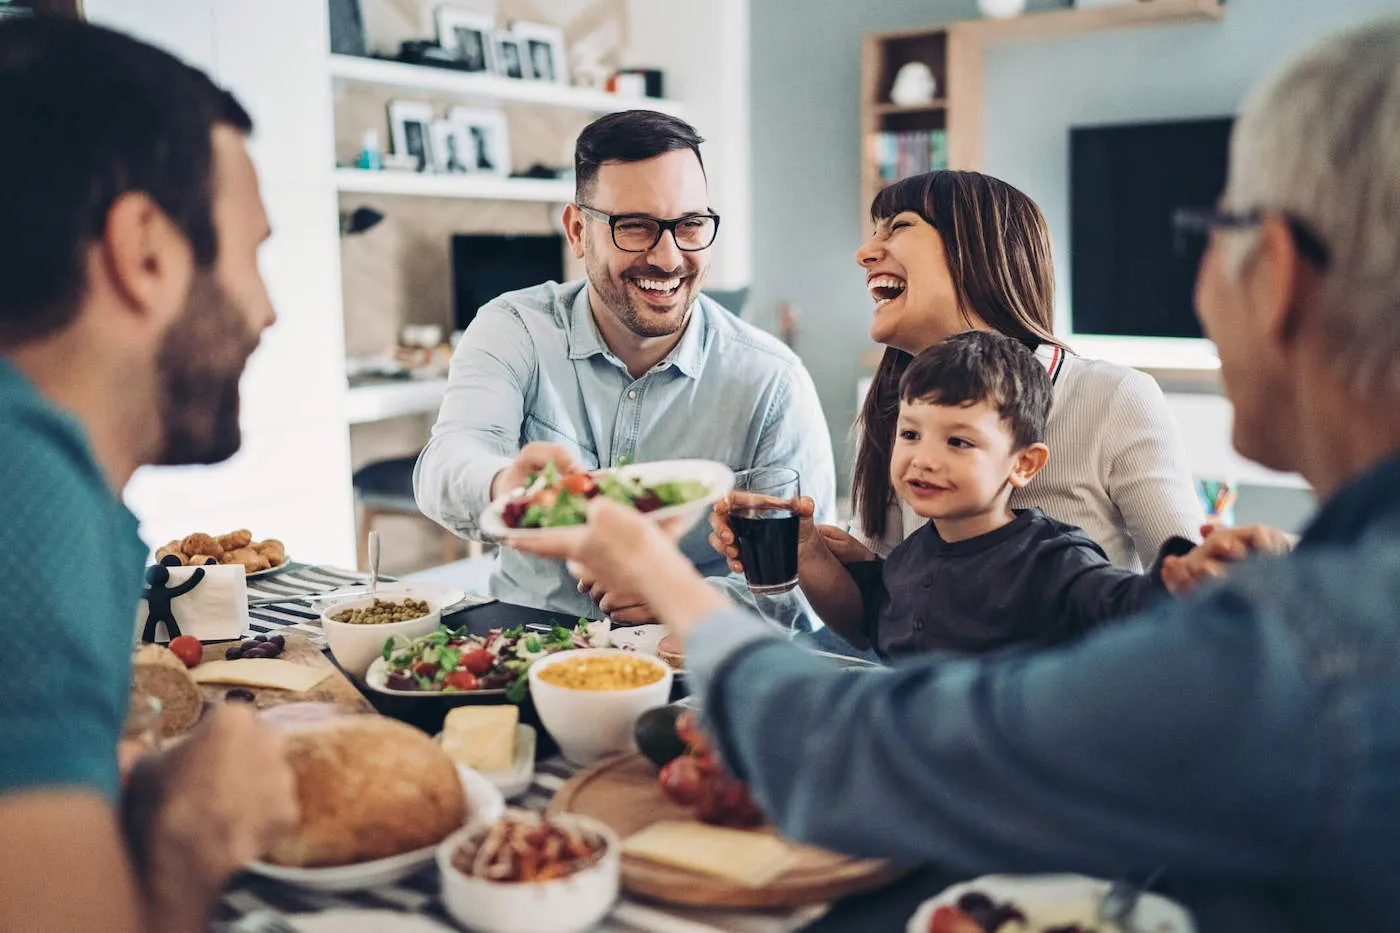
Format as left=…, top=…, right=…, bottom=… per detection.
left=528, top=648, right=673, bottom=765
left=320, top=593, right=441, bottom=677
left=436, top=812, right=620, bottom=933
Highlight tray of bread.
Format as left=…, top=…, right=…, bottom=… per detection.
left=155, top=529, right=288, bottom=577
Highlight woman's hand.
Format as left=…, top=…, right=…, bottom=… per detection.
left=511, top=499, right=731, bottom=642
left=1160, top=523, right=1295, bottom=595
left=709, top=495, right=822, bottom=574
left=816, top=525, right=877, bottom=565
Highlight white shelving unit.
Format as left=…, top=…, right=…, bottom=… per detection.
left=335, top=168, right=573, bottom=201
left=345, top=378, right=450, bottom=425
left=329, top=53, right=685, bottom=117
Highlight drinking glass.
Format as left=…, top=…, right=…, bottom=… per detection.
left=729, top=467, right=801, bottom=596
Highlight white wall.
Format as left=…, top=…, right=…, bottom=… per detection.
left=83, top=0, right=359, bottom=566
left=622, top=0, right=751, bottom=291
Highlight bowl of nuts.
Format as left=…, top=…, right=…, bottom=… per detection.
left=320, top=593, right=440, bottom=677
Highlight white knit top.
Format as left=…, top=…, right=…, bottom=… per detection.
left=852, top=346, right=1205, bottom=571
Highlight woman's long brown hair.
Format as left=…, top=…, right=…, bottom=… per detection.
left=853, top=170, right=1065, bottom=542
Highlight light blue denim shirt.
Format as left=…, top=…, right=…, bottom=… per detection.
left=686, top=451, right=1400, bottom=932
left=415, top=280, right=836, bottom=618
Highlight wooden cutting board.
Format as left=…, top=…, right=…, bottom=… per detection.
left=196, top=633, right=372, bottom=713
left=548, top=753, right=905, bottom=909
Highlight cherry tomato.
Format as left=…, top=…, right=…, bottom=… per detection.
left=658, top=756, right=703, bottom=807
left=928, top=906, right=982, bottom=933
left=560, top=473, right=597, bottom=496
left=167, top=635, right=202, bottom=669
left=444, top=669, right=479, bottom=691
left=410, top=660, right=439, bottom=678
left=460, top=649, right=495, bottom=676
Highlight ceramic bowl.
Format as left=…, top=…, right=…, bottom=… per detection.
left=320, top=592, right=441, bottom=676
left=527, top=648, right=673, bottom=765
left=437, top=812, right=620, bottom=933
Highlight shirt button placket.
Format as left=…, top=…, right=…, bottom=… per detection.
left=614, top=379, right=644, bottom=466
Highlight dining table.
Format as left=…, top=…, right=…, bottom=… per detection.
left=211, top=562, right=963, bottom=933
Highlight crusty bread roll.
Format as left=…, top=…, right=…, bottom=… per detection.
left=130, top=644, right=203, bottom=738
left=657, top=633, right=685, bottom=670
left=265, top=716, right=468, bottom=868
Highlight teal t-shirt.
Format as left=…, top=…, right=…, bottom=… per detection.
left=0, top=358, right=147, bottom=801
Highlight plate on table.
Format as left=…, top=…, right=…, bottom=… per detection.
left=244, top=556, right=293, bottom=579
left=479, top=459, right=734, bottom=542
left=306, top=581, right=479, bottom=613
left=907, top=874, right=1195, bottom=933
left=365, top=656, right=508, bottom=699
left=245, top=764, right=504, bottom=892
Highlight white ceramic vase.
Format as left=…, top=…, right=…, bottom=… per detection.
left=978, top=0, right=1027, bottom=18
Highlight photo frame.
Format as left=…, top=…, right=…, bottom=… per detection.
left=493, top=30, right=526, bottom=80
left=435, top=6, right=495, bottom=74
left=448, top=107, right=511, bottom=177
left=429, top=119, right=473, bottom=175
left=510, top=21, right=568, bottom=85
left=388, top=100, right=436, bottom=173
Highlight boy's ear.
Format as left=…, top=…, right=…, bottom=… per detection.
left=1008, top=442, right=1049, bottom=489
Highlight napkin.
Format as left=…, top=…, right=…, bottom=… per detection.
left=136, top=563, right=250, bottom=643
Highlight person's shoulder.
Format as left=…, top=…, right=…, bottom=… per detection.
left=477, top=280, right=584, bottom=325
left=0, top=400, right=105, bottom=502
left=1059, top=352, right=1163, bottom=401
left=1021, top=509, right=1112, bottom=561
left=700, top=299, right=807, bottom=375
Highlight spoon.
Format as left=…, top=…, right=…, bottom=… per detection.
left=368, top=529, right=380, bottom=598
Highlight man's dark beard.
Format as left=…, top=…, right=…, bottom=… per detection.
left=153, top=272, right=259, bottom=465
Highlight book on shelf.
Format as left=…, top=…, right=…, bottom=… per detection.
left=870, top=129, right=948, bottom=184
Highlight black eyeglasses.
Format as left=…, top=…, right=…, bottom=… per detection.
left=1172, top=207, right=1330, bottom=269
left=576, top=203, right=721, bottom=253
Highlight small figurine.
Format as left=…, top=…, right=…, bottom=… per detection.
left=890, top=62, right=938, bottom=107
left=141, top=564, right=206, bottom=643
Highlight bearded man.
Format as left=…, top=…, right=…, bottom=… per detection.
left=0, top=17, right=296, bottom=932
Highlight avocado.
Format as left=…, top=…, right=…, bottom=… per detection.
left=635, top=704, right=687, bottom=768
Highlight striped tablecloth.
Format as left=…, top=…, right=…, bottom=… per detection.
left=216, top=564, right=829, bottom=933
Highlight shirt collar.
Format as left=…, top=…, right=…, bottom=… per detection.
left=566, top=285, right=710, bottom=380
left=1298, top=449, right=1400, bottom=547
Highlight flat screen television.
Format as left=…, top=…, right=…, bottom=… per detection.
left=1069, top=116, right=1233, bottom=366
left=451, top=234, right=566, bottom=332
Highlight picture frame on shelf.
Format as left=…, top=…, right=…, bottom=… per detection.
left=511, top=21, right=568, bottom=84
left=429, top=119, right=473, bottom=175
left=494, top=30, right=526, bottom=79
left=448, top=106, right=510, bottom=177
left=434, top=6, right=495, bottom=73
left=387, top=100, right=436, bottom=173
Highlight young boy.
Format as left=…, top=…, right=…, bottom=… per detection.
left=798, top=330, right=1198, bottom=660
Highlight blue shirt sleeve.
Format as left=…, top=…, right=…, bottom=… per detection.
left=686, top=573, right=1325, bottom=880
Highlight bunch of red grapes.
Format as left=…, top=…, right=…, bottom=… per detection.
left=657, top=711, right=764, bottom=829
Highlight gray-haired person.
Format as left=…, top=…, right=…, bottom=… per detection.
left=511, top=18, right=1400, bottom=932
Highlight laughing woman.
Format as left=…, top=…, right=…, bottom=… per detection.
left=715, top=170, right=1203, bottom=572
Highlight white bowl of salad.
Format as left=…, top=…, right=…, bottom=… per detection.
left=366, top=621, right=611, bottom=703
left=478, top=459, right=733, bottom=540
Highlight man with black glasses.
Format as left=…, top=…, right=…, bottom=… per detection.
left=416, top=110, right=836, bottom=622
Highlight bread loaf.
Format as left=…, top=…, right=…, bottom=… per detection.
left=130, top=644, right=203, bottom=738
left=265, top=715, right=468, bottom=867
